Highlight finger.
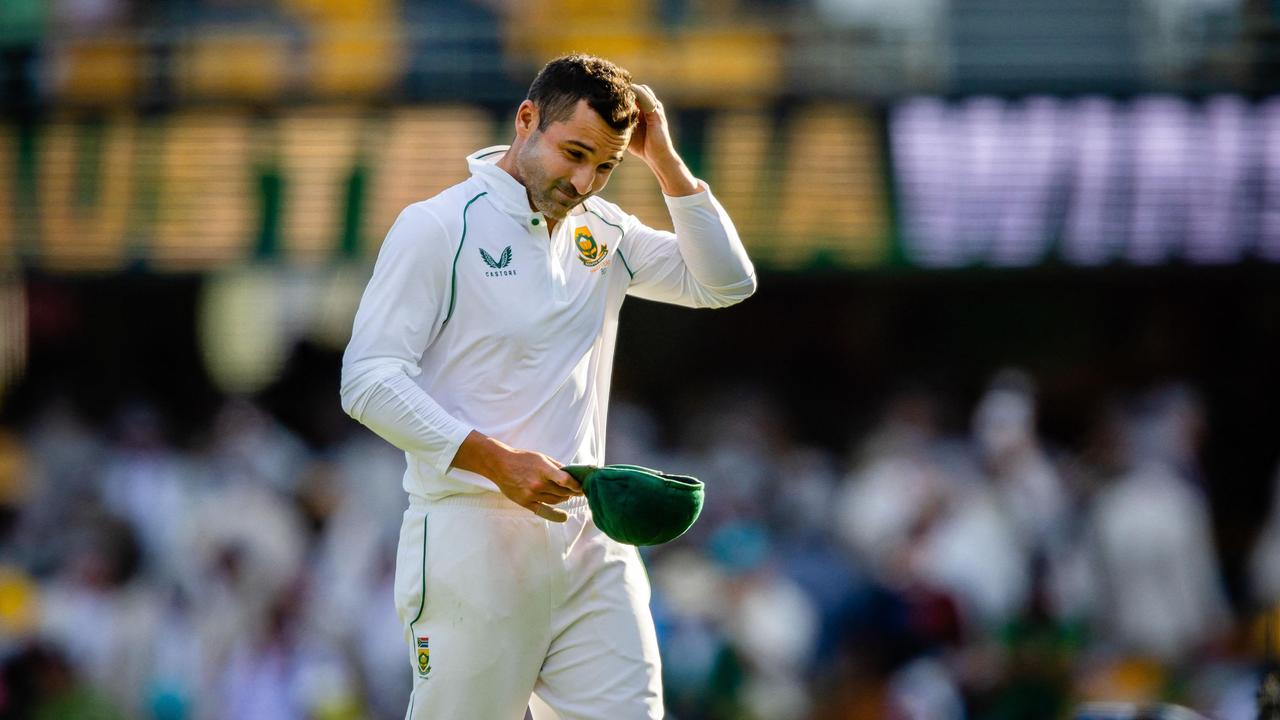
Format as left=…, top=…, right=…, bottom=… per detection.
left=531, top=483, right=572, bottom=501
left=530, top=503, right=569, bottom=523
left=536, top=478, right=575, bottom=498
left=532, top=491, right=571, bottom=505
left=632, top=84, right=658, bottom=114
left=641, top=85, right=663, bottom=111
left=548, top=469, right=582, bottom=495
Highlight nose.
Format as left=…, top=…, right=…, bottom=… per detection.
left=570, top=166, right=594, bottom=196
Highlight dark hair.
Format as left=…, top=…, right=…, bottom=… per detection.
left=527, top=54, right=638, bottom=134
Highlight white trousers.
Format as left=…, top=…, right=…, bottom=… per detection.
left=394, top=492, right=664, bottom=720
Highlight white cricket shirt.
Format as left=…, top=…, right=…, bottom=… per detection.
left=340, top=146, right=756, bottom=500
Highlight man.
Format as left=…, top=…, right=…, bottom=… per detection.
left=340, top=54, right=756, bottom=719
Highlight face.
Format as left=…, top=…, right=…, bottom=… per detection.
left=512, top=99, right=631, bottom=220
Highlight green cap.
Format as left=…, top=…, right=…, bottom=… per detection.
left=561, top=464, right=704, bottom=546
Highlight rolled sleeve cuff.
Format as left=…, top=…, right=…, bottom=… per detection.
left=433, top=420, right=474, bottom=477
left=662, top=180, right=713, bottom=209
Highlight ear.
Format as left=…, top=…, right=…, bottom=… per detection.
left=514, top=100, right=538, bottom=139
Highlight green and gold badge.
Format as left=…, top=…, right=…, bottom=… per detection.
left=575, top=226, right=608, bottom=268
left=416, top=636, right=431, bottom=678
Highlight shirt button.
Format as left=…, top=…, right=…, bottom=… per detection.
left=531, top=217, right=540, bottom=226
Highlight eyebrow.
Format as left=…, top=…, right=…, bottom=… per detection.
left=565, top=139, right=624, bottom=164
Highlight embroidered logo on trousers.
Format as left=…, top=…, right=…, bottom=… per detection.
left=416, top=636, right=432, bottom=678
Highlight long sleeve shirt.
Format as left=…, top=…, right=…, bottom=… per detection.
left=340, top=145, right=756, bottom=500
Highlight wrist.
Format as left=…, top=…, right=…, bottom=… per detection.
left=452, top=430, right=513, bottom=480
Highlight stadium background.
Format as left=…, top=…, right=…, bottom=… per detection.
left=2, top=0, right=1280, bottom=718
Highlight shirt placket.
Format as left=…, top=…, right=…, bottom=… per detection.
left=549, top=218, right=570, bottom=303
left=527, top=211, right=569, bottom=303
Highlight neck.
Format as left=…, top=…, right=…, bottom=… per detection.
left=494, top=144, right=557, bottom=235
left=493, top=147, right=522, bottom=187
left=494, top=145, right=535, bottom=209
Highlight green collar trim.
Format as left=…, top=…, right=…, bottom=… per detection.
left=585, top=207, right=633, bottom=280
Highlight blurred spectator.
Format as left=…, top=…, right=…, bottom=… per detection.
left=973, top=370, right=1070, bottom=559
left=837, top=392, right=1030, bottom=634
left=206, top=399, right=309, bottom=495
left=1083, top=386, right=1231, bottom=661
left=1248, top=462, right=1280, bottom=605
left=100, top=402, right=194, bottom=583
left=18, top=399, right=103, bottom=574
left=887, top=655, right=965, bottom=720
left=217, top=579, right=360, bottom=720
left=36, top=514, right=160, bottom=717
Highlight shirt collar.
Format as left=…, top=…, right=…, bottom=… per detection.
left=466, top=145, right=542, bottom=222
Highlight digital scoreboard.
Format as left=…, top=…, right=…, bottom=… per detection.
left=891, top=95, right=1280, bottom=268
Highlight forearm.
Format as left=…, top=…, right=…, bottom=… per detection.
left=450, top=430, right=514, bottom=479
left=648, top=153, right=700, bottom=198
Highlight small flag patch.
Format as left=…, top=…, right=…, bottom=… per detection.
left=416, top=636, right=431, bottom=677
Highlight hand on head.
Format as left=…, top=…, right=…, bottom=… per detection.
left=627, top=83, right=674, bottom=166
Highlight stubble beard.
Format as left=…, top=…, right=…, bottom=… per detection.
left=517, top=144, right=582, bottom=221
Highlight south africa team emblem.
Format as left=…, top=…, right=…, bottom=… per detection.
left=416, top=636, right=431, bottom=678
left=575, top=226, right=608, bottom=268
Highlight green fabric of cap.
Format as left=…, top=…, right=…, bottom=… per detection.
left=561, top=464, right=704, bottom=546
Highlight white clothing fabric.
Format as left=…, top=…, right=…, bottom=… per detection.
left=341, top=146, right=754, bottom=718
left=395, top=494, right=662, bottom=720
left=340, top=146, right=755, bottom=500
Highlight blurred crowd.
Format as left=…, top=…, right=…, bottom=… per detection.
left=0, top=370, right=1277, bottom=719
left=626, top=375, right=1267, bottom=720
